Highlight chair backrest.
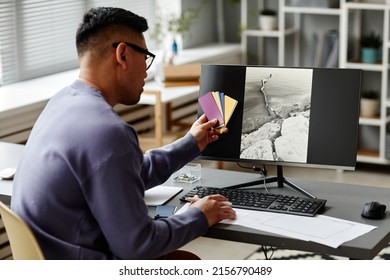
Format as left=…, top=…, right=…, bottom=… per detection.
left=0, top=201, right=45, bottom=260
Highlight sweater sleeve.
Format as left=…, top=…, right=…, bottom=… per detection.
left=140, top=132, right=201, bottom=189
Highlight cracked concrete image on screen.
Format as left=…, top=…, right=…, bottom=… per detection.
left=240, top=67, right=313, bottom=163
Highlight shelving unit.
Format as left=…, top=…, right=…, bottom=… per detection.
left=241, top=0, right=342, bottom=66
left=240, top=0, right=298, bottom=66
left=241, top=0, right=390, bottom=165
left=340, top=1, right=390, bottom=164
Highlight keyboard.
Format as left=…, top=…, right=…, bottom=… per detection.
left=180, top=186, right=327, bottom=217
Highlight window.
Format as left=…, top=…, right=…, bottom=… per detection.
left=0, top=0, right=154, bottom=85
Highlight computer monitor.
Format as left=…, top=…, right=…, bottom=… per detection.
left=198, top=64, right=362, bottom=198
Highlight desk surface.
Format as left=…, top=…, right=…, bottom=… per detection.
left=0, top=142, right=24, bottom=204
left=2, top=141, right=389, bottom=260
left=165, top=167, right=390, bottom=260
left=141, top=81, right=199, bottom=104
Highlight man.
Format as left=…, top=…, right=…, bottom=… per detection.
left=11, top=7, right=236, bottom=260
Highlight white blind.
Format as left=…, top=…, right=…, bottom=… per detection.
left=0, top=1, right=17, bottom=85
left=0, top=0, right=154, bottom=85
left=17, top=1, right=85, bottom=82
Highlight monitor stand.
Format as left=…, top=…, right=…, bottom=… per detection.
left=224, top=165, right=317, bottom=199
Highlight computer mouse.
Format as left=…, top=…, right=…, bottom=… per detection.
left=361, top=201, right=386, bottom=220
left=0, top=167, right=16, bottom=180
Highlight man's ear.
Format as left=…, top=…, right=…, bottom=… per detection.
left=115, top=42, right=128, bottom=69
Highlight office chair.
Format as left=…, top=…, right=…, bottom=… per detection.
left=0, top=201, right=45, bottom=260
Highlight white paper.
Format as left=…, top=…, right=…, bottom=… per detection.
left=176, top=203, right=377, bottom=248
left=144, top=185, right=183, bottom=206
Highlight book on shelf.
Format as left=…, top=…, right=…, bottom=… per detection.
left=312, top=30, right=339, bottom=68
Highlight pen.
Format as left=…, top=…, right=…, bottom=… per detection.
left=185, top=196, right=233, bottom=206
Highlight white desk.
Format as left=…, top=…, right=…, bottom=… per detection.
left=0, top=69, right=199, bottom=146
left=141, top=81, right=199, bottom=146
left=0, top=142, right=24, bottom=205
left=0, top=44, right=241, bottom=144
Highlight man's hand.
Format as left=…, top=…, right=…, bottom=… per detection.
left=189, top=114, right=227, bottom=152
left=189, top=194, right=236, bottom=226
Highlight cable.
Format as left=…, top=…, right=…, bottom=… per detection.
left=260, top=165, right=270, bottom=194
left=236, top=162, right=270, bottom=193
left=235, top=162, right=266, bottom=173
left=236, top=162, right=256, bottom=171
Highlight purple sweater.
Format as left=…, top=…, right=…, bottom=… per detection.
left=11, top=80, right=208, bottom=259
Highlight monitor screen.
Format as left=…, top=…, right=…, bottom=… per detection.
left=198, top=64, right=362, bottom=171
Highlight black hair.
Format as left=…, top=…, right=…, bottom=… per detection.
left=76, top=7, right=148, bottom=55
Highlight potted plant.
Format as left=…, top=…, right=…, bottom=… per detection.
left=258, top=9, right=277, bottom=31
left=150, top=9, right=199, bottom=56
left=360, top=32, right=382, bottom=63
left=360, top=90, right=379, bottom=118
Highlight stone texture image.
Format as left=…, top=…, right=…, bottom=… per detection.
left=240, top=67, right=313, bottom=163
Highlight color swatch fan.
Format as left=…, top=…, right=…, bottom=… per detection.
left=198, top=91, right=238, bottom=133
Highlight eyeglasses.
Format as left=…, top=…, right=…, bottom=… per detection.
left=112, top=42, right=155, bottom=70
